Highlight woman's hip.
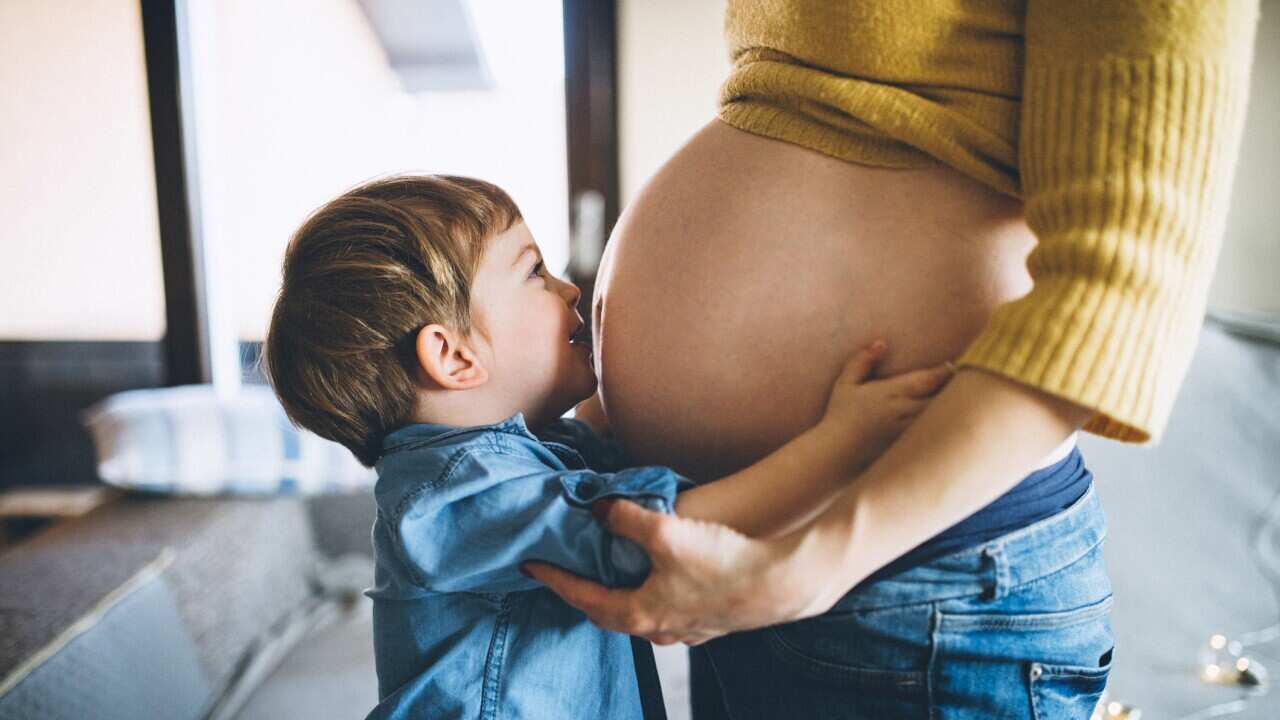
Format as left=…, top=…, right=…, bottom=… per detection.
left=698, top=485, right=1113, bottom=719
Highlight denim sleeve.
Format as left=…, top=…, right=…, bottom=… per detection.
left=535, top=417, right=631, bottom=473
left=390, top=449, right=691, bottom=594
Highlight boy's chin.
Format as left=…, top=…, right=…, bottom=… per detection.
left=565, top=378, right=598, bottom=411
left=534, top=379, right=597, bottom=424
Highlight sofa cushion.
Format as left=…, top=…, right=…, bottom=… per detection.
left=82, top=385, right=374, bottom=496
left=0, top=545, right=209, bottom=720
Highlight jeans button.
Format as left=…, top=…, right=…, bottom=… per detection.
left=1029, top=663, right=1043, bottom=680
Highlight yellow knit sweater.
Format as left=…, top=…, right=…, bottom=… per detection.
left=719, top=0, right=1260, bottom=444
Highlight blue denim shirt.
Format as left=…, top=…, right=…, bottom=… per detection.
left=364, top=413, right=690, bottom=720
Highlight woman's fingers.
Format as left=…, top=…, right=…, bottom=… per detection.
left=529, top=501, right=810, bottom=645
left=524, top=499, right=676, bottom=636
left=520, top=561, right=645, bottom=634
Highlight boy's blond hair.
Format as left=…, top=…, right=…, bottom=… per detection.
left=264, top=175, right=522, bottom=466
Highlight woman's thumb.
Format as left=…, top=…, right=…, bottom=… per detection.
left=592, top=498, right=671, bottom=552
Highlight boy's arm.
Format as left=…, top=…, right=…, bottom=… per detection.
left=674, top=420, right=868, bottom=538
left=548, top=409, right=867, bottom=539
left=676, top=345, right=953, bottom=539
left=387, top=450, right=690, bottom=595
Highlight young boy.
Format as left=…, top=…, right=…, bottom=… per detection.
left=264, top=175, right=953, bottom=719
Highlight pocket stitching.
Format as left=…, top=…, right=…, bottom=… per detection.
left=1029, top=658, right=1112, bottom=720
left=941, top=595, right=1113, bottom=632
left=1033, top=658, right=1113, bottom=680
left=764, top=628, right=927, bottom=688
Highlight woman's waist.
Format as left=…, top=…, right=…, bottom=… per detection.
left=1037, top=431, right=1080, bottom=469
left=851, top=446, right=1097, bottom=601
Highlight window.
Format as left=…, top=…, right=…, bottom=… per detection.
left=184, top=0, right=571, bottom=347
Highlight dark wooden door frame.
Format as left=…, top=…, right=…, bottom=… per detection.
left=140, top=0, right=210, bottom=386
left=562, top=0, right=620, bottom=330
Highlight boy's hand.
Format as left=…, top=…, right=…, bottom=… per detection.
left=821, top=340, right=954, bottom=467
left=574, top=392, right=611, bottom=438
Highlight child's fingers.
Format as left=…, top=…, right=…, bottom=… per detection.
left=836, top=339, right=888, bottom=385
left=888, top=364, right=955, bottom=398
left=893, top=396, right=929, bottom=418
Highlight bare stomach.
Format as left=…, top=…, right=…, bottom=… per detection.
left=593, top=119, right=1040, bottom=482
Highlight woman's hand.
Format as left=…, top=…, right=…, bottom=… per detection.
left=521, top=498, right=835, bottom=645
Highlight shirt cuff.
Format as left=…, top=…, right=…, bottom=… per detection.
left=559, top=466, right=694, bottom=586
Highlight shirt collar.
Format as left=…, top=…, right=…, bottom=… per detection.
left=380, top=412, right=537, bottom=454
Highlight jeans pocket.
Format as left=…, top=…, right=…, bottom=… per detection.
left=936, top=595, right=1114, bottom=718
left=1029, top=656, right=1112, bottom=720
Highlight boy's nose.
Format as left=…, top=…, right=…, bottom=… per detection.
left=561, top=278, right=582, bottom=306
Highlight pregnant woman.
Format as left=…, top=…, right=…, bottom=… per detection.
left=527, top=1, right=1260, bottom=717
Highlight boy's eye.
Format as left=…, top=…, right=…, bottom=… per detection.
left=528, top=260, right=545, bottom=280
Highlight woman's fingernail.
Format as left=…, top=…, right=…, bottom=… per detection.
left=591, top=498, right=616, bottom=523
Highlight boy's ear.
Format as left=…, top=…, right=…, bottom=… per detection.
left=415, top=324, right=489, bottom=390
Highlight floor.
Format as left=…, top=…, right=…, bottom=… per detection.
left=237, top=320, right=1280, bottom=720
left=235, top=598, right=379, bottom=720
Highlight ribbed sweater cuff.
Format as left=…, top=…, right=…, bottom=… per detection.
left=957, top=54, right=1251, bottom=444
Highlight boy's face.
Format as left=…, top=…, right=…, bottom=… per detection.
left=467, top=222, right=597, bottom=426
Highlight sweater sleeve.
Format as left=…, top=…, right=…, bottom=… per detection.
left=955, top=0, right=1261, bottom=444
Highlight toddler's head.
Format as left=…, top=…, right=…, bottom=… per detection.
left=264, top=175, right=596, bottom=467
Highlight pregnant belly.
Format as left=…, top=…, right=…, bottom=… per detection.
left=594, top=120, right=1039, bottom=481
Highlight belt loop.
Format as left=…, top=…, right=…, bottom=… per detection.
left=980, top=544, right=1009, bottom=601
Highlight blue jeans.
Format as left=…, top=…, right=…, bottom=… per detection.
left=692, top=484, right=1113, bottom=719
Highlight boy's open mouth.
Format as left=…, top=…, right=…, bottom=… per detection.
left=569, top=324, right=592, bottom=363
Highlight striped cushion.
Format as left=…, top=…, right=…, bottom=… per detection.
left=81, top=385, right=374, bottom=495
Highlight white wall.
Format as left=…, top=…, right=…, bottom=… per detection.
left=1208, top=0, right=1280, bottom=317
left=0, top=0, right=166, bottom=340
left=617, top=0, right=729, bottom=206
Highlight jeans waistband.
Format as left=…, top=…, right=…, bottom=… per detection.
left=835, top=482, right=1105, bottom=612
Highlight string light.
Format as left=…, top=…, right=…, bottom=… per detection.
left=1172, top=482, right=1280, bottom=719
left=1092, top=692, right=1142, bottom=719
left=1104, top=478, right=1280, bottom=720
left=1196, top=632, right=1268, bottom=689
